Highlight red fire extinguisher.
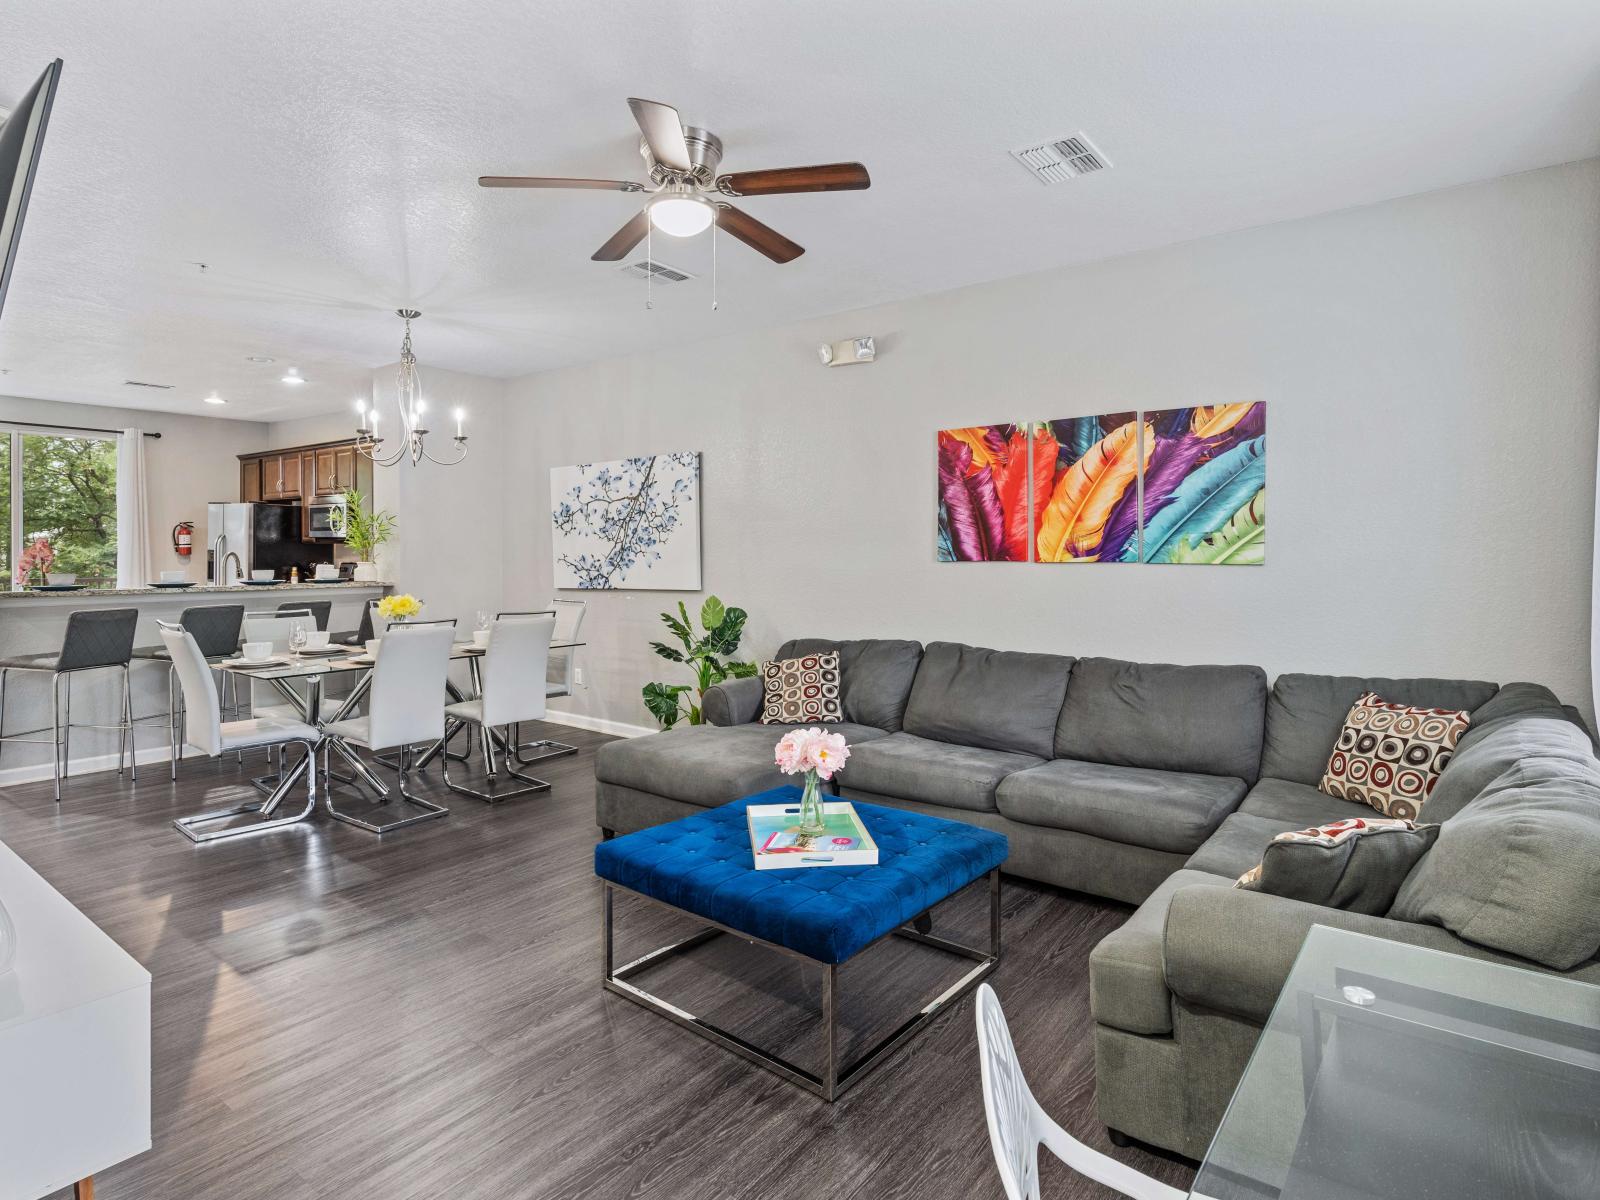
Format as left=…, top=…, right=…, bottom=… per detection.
left=172, top=522, right=194, bottom=558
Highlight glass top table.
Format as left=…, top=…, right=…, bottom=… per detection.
left=1191, top=925, right=1600, bottom=1200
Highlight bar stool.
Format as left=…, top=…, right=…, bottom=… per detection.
left=0, top=608, right=140, bottom=802
left=278, top=599, right=331, bottom=631
left=333, top=600, right=378, bottom=648
left=513, top=598, right=584, bottom=764
left=440, top=614, right=555, bottom=803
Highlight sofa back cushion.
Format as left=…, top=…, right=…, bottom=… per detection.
left=1260, top=674, right=1498, bottom=785
left=1425, top=713, right=1596, bottom=824
left=902, top=642, right=1073, bottom=758
left=1389, top=742, right=1600, bottom=970
left=1054, top=658, right=1268, bottom=782
left=775, top=638, right=923, bottom=732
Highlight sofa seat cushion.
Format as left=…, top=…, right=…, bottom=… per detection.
left=595, top=722, right=891, bottom=808
left=902, top=642, right=1073, bottom=758
left=1054, top=657, right=1268, bottom=783
left=1241, top=777, right=1378, bottom=827
left=1260, top=673, right=1497, bottom=786
left=1089, top=868, right=1234, bottom=1036
left=841, top=732, right=1042, bottom=813
left=1184, top=812, right=1307, bottom=878
left=995, top=759, right=1245, bottom=854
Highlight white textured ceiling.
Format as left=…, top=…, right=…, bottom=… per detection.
left=2, top=0, right=1599, bottom=421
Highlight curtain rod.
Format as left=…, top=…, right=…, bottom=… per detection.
left=2, top=419, right=160, bottom=439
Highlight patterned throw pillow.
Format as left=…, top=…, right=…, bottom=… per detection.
left=1237, top=817, right=1440, bottom=914
left=760, top=652, right=843, bottom=725
left=1319, top=692, right=1471, bottom=818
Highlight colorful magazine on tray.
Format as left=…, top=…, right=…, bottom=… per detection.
left=747, top=801, right=879, bottom=869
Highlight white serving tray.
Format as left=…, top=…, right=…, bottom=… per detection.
left=746, top=800, right=879, bottom=869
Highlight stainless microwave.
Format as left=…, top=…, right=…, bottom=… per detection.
left=306, top=496, right=347, bottom=540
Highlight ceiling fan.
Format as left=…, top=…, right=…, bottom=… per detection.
left=479, top=97, right=870, bottom=264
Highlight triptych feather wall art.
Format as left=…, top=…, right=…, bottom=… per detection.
left=936, top=404, right=1265, bottom=565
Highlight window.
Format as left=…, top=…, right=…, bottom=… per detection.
left=2, top=428, right=118, bottom=589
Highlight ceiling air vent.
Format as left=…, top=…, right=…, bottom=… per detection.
left=619, top=258, right=694, bottom=283
left=1010, top=133, right=1111, bottom=185
left=122, top=379, right=175, bottom=389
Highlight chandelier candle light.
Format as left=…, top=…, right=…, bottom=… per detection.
left=354, top=310, right=468, bottom=468
left=774, top=728, right=851, bottom=835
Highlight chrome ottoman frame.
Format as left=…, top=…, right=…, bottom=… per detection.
left=601, top=864, right=1001, bottom=1102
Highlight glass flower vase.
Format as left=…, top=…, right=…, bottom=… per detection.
left=797, top=770, right=828, bottom=835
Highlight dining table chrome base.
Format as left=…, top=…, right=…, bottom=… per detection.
left=173, top=740, right=320, bottom=844
left=322, top=741, right=449, bottom=834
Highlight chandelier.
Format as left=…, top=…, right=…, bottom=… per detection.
left=354, top=309, right=467, bottom=467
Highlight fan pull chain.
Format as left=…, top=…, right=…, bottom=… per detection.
left=711, top=213, right=719, bottom=312
left=645, top=222, right=654, bottom=311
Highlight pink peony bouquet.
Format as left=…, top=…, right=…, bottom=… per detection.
left=774, top=727, right=851, bottom=780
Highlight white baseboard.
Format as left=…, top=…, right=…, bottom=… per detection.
left=0, top=742, right=178, bottom=789
left=543, top=708, right=655, bottom=739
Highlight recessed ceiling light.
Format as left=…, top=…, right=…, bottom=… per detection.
left=281, top=368, right=305, bottom=385
left=245, top=354, right=275, bottom=364
left=203, top=393, right=226, bottom=405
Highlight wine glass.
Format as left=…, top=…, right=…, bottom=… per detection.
left=289, top=624, right=307, bottom=655
left=476, top=609, right=491, bottom=632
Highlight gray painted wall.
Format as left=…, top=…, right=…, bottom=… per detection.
left=499, top=159, right=1600, bottom=733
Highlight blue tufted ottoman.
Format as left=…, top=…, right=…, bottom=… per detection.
left=595, top=785, right=1009, bottom=1100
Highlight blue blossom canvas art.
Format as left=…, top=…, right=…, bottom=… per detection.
left=550, top=452, right=702, bottom=589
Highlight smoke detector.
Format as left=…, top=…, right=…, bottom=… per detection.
left=1010, top=133, right=1111, bottom=185
left=619, top=258, right=694, bottom=284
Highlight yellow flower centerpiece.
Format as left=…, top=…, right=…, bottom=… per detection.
left=376, top=593, right=422, bottom=623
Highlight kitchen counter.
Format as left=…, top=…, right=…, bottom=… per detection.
left=0, top=580, right=392, bottom=602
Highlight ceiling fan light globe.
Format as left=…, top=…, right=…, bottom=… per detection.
left=647, top=194, right=714, bottom=237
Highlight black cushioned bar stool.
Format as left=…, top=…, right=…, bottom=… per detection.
left=0, top=607, right=140, bottom=801
left=278, top=599, right=331, bottom=631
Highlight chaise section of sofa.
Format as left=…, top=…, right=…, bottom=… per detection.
left=1089, top=677, right=1600, bottom=1159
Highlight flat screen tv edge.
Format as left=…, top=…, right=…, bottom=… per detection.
left=0, top=58, right=63, bottom=325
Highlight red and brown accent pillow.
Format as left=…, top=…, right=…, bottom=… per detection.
left=1319, top=692, right=1470, bottom=818
left=760, top=652, right=843, bottom=725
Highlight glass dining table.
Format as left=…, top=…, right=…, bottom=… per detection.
left=211, top=638, right=585, bottom=824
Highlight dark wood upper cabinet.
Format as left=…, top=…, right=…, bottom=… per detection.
left=240, top=458, right=262, bottom=503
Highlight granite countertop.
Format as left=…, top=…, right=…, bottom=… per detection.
left=0, top=580, right=393, bottom=601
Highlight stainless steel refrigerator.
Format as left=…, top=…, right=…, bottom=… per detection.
left=206, top=503, right=328, bottom=583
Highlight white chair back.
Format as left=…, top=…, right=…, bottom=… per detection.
left=242, top=609, right=314, bottom=651
left=546, top=598, right=585, bottom=693
left=480, top=615, right=555, bottom=727
left=160, top=621, right=223, bottom=757
left=976, top=983, right=1184, bottom=1200
left=365, top=622, right=454, bottom=751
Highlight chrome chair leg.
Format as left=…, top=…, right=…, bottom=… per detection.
left=53, top=672, right=64, bottom=803
left=123, top=664, right=137, bottom=782
left=442, top=721, right=552, bottom=804
left=324, top=741, right=448, bottom=834
left=174, top=740, right=319, bottom=844
left=512, top=720, right=579, bottom=765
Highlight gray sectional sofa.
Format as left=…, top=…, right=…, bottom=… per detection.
left=594, top=637, right=1600, bottom=1159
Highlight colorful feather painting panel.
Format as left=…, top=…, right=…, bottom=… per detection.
left=937, top=425, right=1029, bottom=561
left=1034, top=413, right=1147, bottom=562
left=1139, top=403, right=1266, bottom=565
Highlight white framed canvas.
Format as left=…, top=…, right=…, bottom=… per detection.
left=550, top=452, right=702, bottom=590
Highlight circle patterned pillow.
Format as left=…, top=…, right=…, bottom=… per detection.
left=1319, top=691, right=1470, bottom=819
left=760, top=652, right=843, bottom=725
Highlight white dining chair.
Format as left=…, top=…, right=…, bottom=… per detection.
left=976, top=984, right=1184, bottom=1200
left=319, top=621, right=455, bottom=834
left=512, top=597, right=584, bottom=764
left=160, top=622, right=323, bottom=845
left=441, top=614, right=555, bottom=803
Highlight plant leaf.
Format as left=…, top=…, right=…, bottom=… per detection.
left=642, top=681, right=690, bottom=727
left=649, top=641, right=686, bottom=663
left=1170, top=487, right=1265, bottom=565
left=725, top=661, right=759, bottom=679
left=1142, top=436, right=1266, bottom=563
left=700, top=595, right=726, bottom=631
left=1036, top=421, right=1151, bottom=561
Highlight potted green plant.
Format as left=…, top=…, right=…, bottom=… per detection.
left=643, top=596, right=758, bottom=728
left=342, top=489, right=395, bottom=582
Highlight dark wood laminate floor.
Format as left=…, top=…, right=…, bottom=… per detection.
left=0, top=726, right=1195, bottom=1200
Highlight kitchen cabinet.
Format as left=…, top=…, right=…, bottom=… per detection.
left=237, top=439, right=371, bottom=542
left=312, top=446, right=357, bottom=495
left=240, top=458, right=262, bottom=502
left=259, top=451, right=301, bottom=501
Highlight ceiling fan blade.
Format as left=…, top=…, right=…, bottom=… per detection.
left=627, top=97, right=692, bottom=173
left=716, top=162, right=870, bottom=197
left=591, top=210, right=651, bottom=261
left=716, top=205, right=804, bottom=263
left=479, top=176, right=645, bottom=192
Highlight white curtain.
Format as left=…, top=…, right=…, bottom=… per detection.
left=116, top=429, right=151, bottom=588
